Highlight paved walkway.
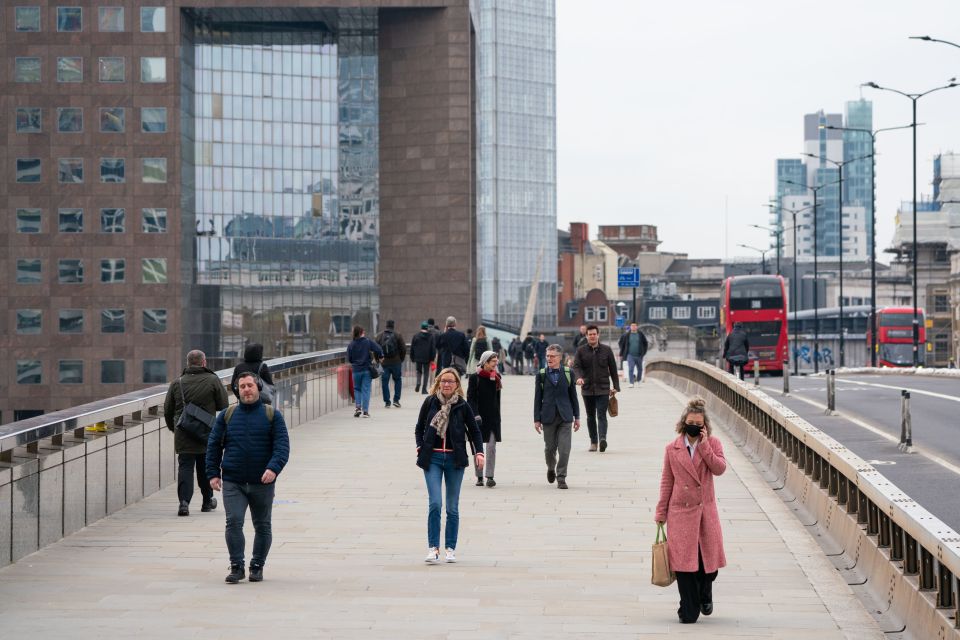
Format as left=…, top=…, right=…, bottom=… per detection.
left=0, top=376, right=880, bottom=639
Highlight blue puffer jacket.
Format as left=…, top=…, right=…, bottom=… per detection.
left=206, top=401, right=290, bottom=484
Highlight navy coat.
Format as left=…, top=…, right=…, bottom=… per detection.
left=206, top=400, right=290, bottom=484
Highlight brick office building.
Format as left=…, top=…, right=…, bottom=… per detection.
left=1, top=2, right=476, bottom=421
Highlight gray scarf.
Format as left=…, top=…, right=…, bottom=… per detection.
left=430, top=391, right=459, bottom=440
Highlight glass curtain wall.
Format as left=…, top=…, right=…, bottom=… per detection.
left=475, top=0, right=557, bottom=329
left=181, top=10, right=379, bottom=367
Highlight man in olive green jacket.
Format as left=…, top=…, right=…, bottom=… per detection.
left=164, top=350, right=229, bottom=516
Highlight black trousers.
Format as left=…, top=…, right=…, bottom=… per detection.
left=177, top=453, right=213, bottom=505
left=674, top=548, right=718, bottom=623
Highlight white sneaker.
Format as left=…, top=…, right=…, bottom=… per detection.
left=425, top=547, right=439, bottom=563
left=629, top=382, right=635, bottom=388
left=445, top=548, right=457, bottom=563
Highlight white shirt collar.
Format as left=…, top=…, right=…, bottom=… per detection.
left=684, top=435, right=699, bottom=459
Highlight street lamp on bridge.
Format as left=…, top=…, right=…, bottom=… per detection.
left=765, top=202, right=814, bottom=375
left=862, top=78, right=959, bottom=366
left=737, top=244, right=771, bottom=274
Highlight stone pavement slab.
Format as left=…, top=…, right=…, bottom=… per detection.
left=0, top=375, right=881, bottom=639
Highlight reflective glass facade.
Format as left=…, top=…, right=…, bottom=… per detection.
left=181, top=9, right=379, bottom=365
left=843, top=100, right=873, bottom=254
left=474, top=0, right=557, bottom=328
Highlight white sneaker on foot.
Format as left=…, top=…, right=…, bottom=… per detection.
left=445, top=548, right=457, bottom=563
left=629, top=382, right=635, bottom=388
left=425, top=547, right=439, bottom=563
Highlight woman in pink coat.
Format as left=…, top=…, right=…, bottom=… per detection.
left=655, top=397, right=727, bottom=624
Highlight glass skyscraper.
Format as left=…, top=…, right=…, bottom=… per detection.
left=843, top=99, right=873, bottom=254
left=473, top=0, right=557, bottom=329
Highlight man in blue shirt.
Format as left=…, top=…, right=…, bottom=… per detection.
left=618, top=323, right=649, bottom=387
left=533, top=345, right=581, bottom=489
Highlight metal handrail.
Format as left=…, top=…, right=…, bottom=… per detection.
left=647, top=356, right=960, bottom=629
left=0, top=348, right=348, bottom=453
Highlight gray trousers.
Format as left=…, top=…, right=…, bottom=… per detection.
left=475, top=431, right=497, bottom=478
left=542, top=417, right=572, bottom=478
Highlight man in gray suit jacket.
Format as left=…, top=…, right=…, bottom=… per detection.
left=533, top=344, right=581, bottom=489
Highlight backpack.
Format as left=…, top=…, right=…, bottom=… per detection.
left=379, top=331, right=399, bottom=358
left=221, top=403, right=276, bottom=448
left=524, top=342, right=535, bottom=358
left=538, top=366, right=572, bottom=390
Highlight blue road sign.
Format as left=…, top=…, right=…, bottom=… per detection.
left=617, top=267, right=640, bottom=288
left=615, top=316, right=625, bottom=328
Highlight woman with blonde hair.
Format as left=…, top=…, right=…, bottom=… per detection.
left=654, top=397, right=727, bottom=624
left=415, top=367, right=485, bottom=563
left=466, top=325, right=489, bottom=371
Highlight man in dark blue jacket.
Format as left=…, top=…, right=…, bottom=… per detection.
left=207, top=371, right=290, bottom=584
left=436, top=316, right=469, bottom=374
left=533, top=344, right=581, bottom=489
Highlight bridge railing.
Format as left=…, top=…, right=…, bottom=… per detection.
left=647, top=356, right=960, bottom=637
left=0, top=349, right=353, bottom=566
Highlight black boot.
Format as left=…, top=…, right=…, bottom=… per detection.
left=201, top=497, right=217, bottom=512
left=178, top=501, right=189, bottom=516
left=248, top=562, right=264, bottom=582
left=225, top=563, right=245, bottom=584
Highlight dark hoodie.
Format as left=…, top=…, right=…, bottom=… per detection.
left=230, top=343, right=275, bottom=399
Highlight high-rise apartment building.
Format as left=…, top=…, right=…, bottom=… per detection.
left=473, top=0, right=557, bottom=329
left=1, top=2, right=476, bottom=422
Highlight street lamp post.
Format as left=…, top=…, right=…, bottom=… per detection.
left=824, top=123, right=917, bottom=367
left=766, top=203, right=814, bottom=375
left=782, top=178, right=842, bottom=373
left=863, top=79, right=959, bottom=366
left=802, top=151, right=874, bottom=367
left=748, top=223, right=781, bottom=275
left=909, top=35, right=960, bottom=50
left=737, top=244, right=770, bottom=274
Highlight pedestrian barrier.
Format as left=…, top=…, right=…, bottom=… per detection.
left=647, top=356, right=960, bottom=639
left=0, top=349, right=350, bottom=567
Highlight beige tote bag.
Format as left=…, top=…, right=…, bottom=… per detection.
left=651, top=522, right=675, bottom=587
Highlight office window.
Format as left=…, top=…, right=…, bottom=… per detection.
left=15, top=57, right=41, bottom=82
left=142, top=208, right=167, bottom=233
left=143, top=360, right=168, bottom=383
left=59, top=360, right=84, bottom=384
left=142, top=158, right=167, bottom=183
left=58, top=158, right=83, bottom=184
left=16, top=310, right=42, bottom=335
left=16, top=208, right=42, bottom=233
left=140, top=7, right=166, bottom=32
left=100, top=259, right=125, bottom=283
left=935, top=294, right=949, bottom=314
left=98, top=7, right=123, bottom=32
left=140, top=57, right=166, bottom=83
left=142, top=258, right=167, bottom=283
left=649, top=307, right=667, bottom=320
left=99, top=57, right=124, bottom=82
left=100, top=208, right=125, bottom=232
left=57, top=7, right=82, bottom=32
left=57, top=107, right=83, bottom=133
left=59, top=208, right=83, bottom=232
left=697, top=306, right=717, bottom=320
left=141, top=107, right=167, bottom=133
left=16, top=158, right=41, bottom=183
left=57, top=57, right=83, bottom=82
left=101, top=309, right=125, bottom=333
left=596, top=306, right=608, bottom=322
left=672, top=306, right=691, bottom=320
left=59, top=309, right=83, bottom=333
left=16, top=107, right=42, bottom=133
left=17, top=360, right=42, bottom=385
left=17, top=259, right=42, bottom=284
left=58, top=259, right=83, bottom=283
left=584, top=306, right=596, bottom=322
left=16, top=7, right=41, bottom=31
left=143, top=308, right=167, bottom=333
left=101, top=360, right=125, bottom=384
left=100, top=107, right=125, bottom=133
left=100, top=158, right=125, bottom=183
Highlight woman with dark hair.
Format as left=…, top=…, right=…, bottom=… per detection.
left=415, top=367, right=484, bottom=563
left=655, top=397, right=727, bottom=624
left=346, top=325, right=383, bottom=418
left=467, top=350, right=502, bottom=487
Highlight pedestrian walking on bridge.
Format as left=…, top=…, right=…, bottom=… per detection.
left=467, top=351, right=502, bottom=487
left=654, top=397, right=726, bottom=624
left=572, top=325, right=620, bottom=452
left=533, top=345, right=580, bottom=489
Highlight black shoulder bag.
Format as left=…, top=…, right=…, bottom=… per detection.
left=175, top=377, right=216, bottom=443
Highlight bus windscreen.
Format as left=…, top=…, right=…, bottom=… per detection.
left=729, top=282, right=783, bottom=310
left=742, top=320, right=782, bottom=347
left=878, top=313, right=915, bottom=327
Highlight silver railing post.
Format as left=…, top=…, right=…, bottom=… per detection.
left=826, top=369, right=836, bottom=414
left=899, top=390, right=913, bottom=452
left=753, top=359, right=760, bottom=386
left=782, top=361, right=790, bottom=395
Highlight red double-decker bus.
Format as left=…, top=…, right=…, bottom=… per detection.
left=719, top=275, right=788, bottom=374
left=867, top=307, right=926, bottom=367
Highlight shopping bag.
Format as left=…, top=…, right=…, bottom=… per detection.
left=607, top=394, right=619, bottom=417
left=651, top=522, right=675, bottom=587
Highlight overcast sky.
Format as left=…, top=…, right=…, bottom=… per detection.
left=556, top=0, right=960, bottom=263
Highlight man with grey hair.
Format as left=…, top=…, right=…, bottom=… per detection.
left=164, top=349, right=229, bottom=516
left=533, top=344, right=580, bottom=489
left=436, top=315, right=469, bottom=375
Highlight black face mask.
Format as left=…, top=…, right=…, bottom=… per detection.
left=684, top=424, right=703, bottom=438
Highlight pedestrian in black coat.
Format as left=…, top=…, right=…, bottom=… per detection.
left=467, top=351, right=502, bottom=487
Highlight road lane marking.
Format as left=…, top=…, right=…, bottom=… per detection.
left=839, top=378, right=960, bottom=402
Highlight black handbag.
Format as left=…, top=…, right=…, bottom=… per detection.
left=175, top=377, right=216, bottom=443
left=368, top=359, right=381, bottom=379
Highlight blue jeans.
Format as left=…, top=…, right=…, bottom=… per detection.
left=627, top=354, right=644, bottom=383
left=353, top=368, right=372, bottom=412
left=381, top=363, right=402, bottom=404
left=222, top=480, right=275, bottom=566
left=423, top=452, right=465, bottom=549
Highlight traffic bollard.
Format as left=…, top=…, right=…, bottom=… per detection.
left=899, top=390, right=913, bottom=452
left=783, top=361, right=790, bottom=395
left=753, top=359, right=760, bottom=386
left=826, top=369, right=836, bottom=413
